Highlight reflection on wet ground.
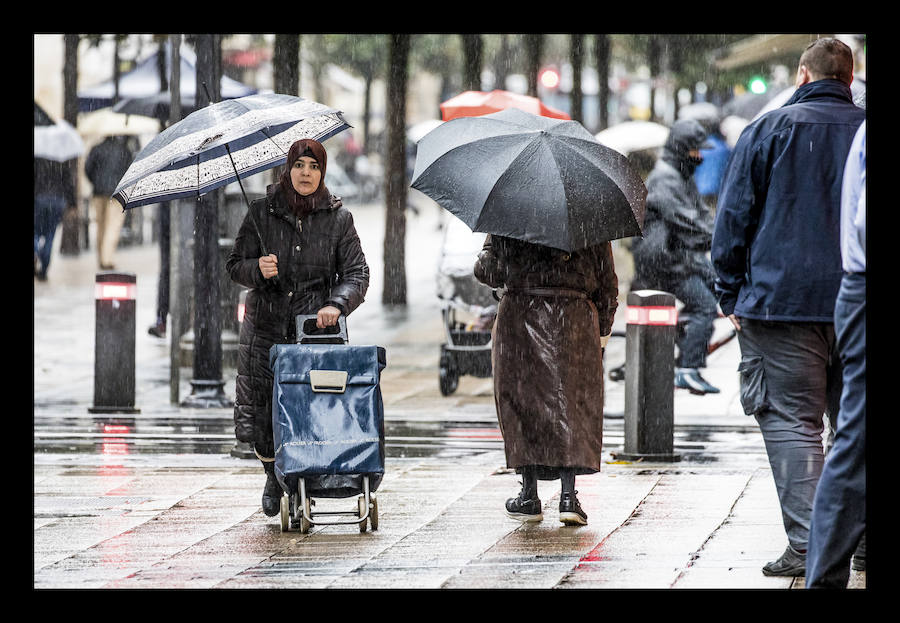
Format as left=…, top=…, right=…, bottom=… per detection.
left=33, top=413, right=768, bottom=466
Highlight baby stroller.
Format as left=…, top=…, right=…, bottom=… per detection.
left=436, top=216, right=497, bottom=396
left=269, top=315, right=387, bottom=533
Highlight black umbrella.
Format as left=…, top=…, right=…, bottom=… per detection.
left=410, top=107, right=646, bottom=252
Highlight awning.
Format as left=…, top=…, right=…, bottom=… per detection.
left=714, top=34, right=828, bottom=70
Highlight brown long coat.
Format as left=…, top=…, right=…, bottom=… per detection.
left=474, top=235, right=617, bottom=479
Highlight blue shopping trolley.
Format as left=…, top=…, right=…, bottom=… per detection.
left=270, top=315, right=386, bottom=533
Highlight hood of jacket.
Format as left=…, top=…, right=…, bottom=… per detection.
left=661, top=118, right=710, bottom=178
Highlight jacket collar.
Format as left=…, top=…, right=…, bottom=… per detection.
left=785, top=78, right=854, bottom=107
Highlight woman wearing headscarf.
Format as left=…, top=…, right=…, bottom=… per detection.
left=226, top=138, right=370, bottom=517
left=474, top=235, right=618, bottom=525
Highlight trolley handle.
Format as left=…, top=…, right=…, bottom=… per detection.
left=295, top=314, right=349, bottom=344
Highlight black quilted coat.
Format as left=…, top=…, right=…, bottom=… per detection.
left=226, top=183, right=369, bottom=458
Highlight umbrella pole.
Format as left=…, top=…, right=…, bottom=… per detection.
left=223, top=143, right=269, bottom=257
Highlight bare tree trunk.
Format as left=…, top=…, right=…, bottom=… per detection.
left=274, top=34, right=300, bottom=96
left=59, top=33, right=81, bottom=255
left=363, top=74, right=373, bottom=154
left=182, top=33, right=230, bottom=408
left=382, top=34, right=409, bottom=307
left=461, top=34, right=483, bottom=92
left=648, top=37, right=661, bottom=123
left=493, top=34, right=511, bottom=91
left=595, top=34, right=611, bottom=131
left=525, top=34, right=543, bottom=97
left=570, top=34, right=584, bottom=124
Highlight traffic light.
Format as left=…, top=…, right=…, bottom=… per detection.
left=539, top=67, right=560, bottom=90
left=748, top=76, right=768, bottom=94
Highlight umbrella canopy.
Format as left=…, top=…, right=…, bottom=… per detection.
left=78, top=41, right=256, bottom=113
left=408, top=119, right=444, bottom=143
left=78, top=109, right=161, bottom=139
left=595, top=120, right=669, bottom=156
left=112, top=92, right=199, bottom=121
left=113, top=93, right=350, bottom=210
left=34, top=117, right=85, bottom=162
left=411, top=107, right=646, bottom=252
left=34, top=101, right=55, bottom=126
left=440, top=89, right=570, bottom=122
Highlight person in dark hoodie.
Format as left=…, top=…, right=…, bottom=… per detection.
left=630, top=118, right=720, bottom=394
left=226, top=138, right=369, bottom=518
left=711, top=38, right=865, bottom=578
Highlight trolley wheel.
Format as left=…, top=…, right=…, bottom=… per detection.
left=369, top=495, right=379, bottom=531
left=358, top=496, right=368, bottom=533
left=439, top=347, right=459, bottom=396
left=279, top=495, right=290, bottom=532
left=299, top=497, right=312, bottom=534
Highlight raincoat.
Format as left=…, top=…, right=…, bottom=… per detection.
left=226, top=183, right=369, bottom=457
left=711, top=79, right=865, bottom=322
left=474, top=235, right=617, bottom=479
left=631, top=119, right=716, bottom=289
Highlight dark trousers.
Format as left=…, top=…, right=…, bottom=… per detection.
left=737, top=318, right=842, bottom=551
left=807, top=273, right=866, bottom=587
left=34, top=194, right=66, bottom=276
left=671, top=274, right=717, bottom=369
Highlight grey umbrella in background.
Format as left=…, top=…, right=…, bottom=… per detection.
left=411, top=107, right=646, bottom=252
left=113, top=92, right=350, bottom=255
left=112, top=91, right=199, bottom=121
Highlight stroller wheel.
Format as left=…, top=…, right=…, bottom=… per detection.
left=438, top=363, right=459, bottom=396
left=439, top=350, right=459, bottom=396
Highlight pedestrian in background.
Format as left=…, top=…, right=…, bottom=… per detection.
left=474, top=235, right=618, bottom=526
left=711, top=38, right=865, bottom=577
left=807, top=120, right=866, bottom=588
left=85, top=135, right=136, bottom=270
left=631, top=118, right=720, bottom=395
left=34, top=157, right=76, bottom=281
left=226, top=138, right=369, bottom=517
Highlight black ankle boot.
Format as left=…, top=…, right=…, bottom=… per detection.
left=261, top=463, right=282, bottom=517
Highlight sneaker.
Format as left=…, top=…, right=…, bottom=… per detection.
left=762, top=545, right=806, bottom=577
left=675, top=368, right=721, bottom=395
left=505, top=491, right=543, bottom=522
left=559, top=491, right=588, bottom=526
left=148, top=321, right=166, bottom=338
left=262, top=472, right=282, bottom=517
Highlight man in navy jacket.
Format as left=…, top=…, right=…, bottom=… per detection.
left=711, top=38, right=865, bottom=577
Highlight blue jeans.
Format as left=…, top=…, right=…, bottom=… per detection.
left=807, top=273, right=866, bottom=588
left=34, top=194, right=66, bottom=276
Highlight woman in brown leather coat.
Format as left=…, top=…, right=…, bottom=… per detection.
left=474, top=234, right=617, bottom=525
left=226, top=138, right=369, bottom=517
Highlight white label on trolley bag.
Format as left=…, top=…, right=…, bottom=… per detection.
left=309, top=370, right=348, bottom=393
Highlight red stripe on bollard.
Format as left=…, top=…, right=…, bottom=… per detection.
left=626, top=305, right=678, bottom=326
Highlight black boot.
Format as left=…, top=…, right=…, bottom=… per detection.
left=506, top=466, right=542, bottom=522
left=261, top=461, right=282, bottom=517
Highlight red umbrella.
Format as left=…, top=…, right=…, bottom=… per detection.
left=440, top=89, right=570, bottom=121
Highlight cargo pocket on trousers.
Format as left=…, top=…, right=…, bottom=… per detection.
left=737, top=355, right=769, bottom=416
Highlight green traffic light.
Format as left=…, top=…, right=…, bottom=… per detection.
left=749, top=76, right=767, bottom=94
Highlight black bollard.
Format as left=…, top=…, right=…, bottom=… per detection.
left=615, top=289, right=679, bottom=462
left=90, top=272, right=140, bottom=414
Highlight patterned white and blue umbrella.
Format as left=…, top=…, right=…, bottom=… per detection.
left=113, top=93, right=351, bottom=210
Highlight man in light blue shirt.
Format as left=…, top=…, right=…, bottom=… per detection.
left=807, top=120, right=866, bottom=588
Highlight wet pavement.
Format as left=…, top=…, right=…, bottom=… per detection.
left=34, top=197, right=865, bottom=590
